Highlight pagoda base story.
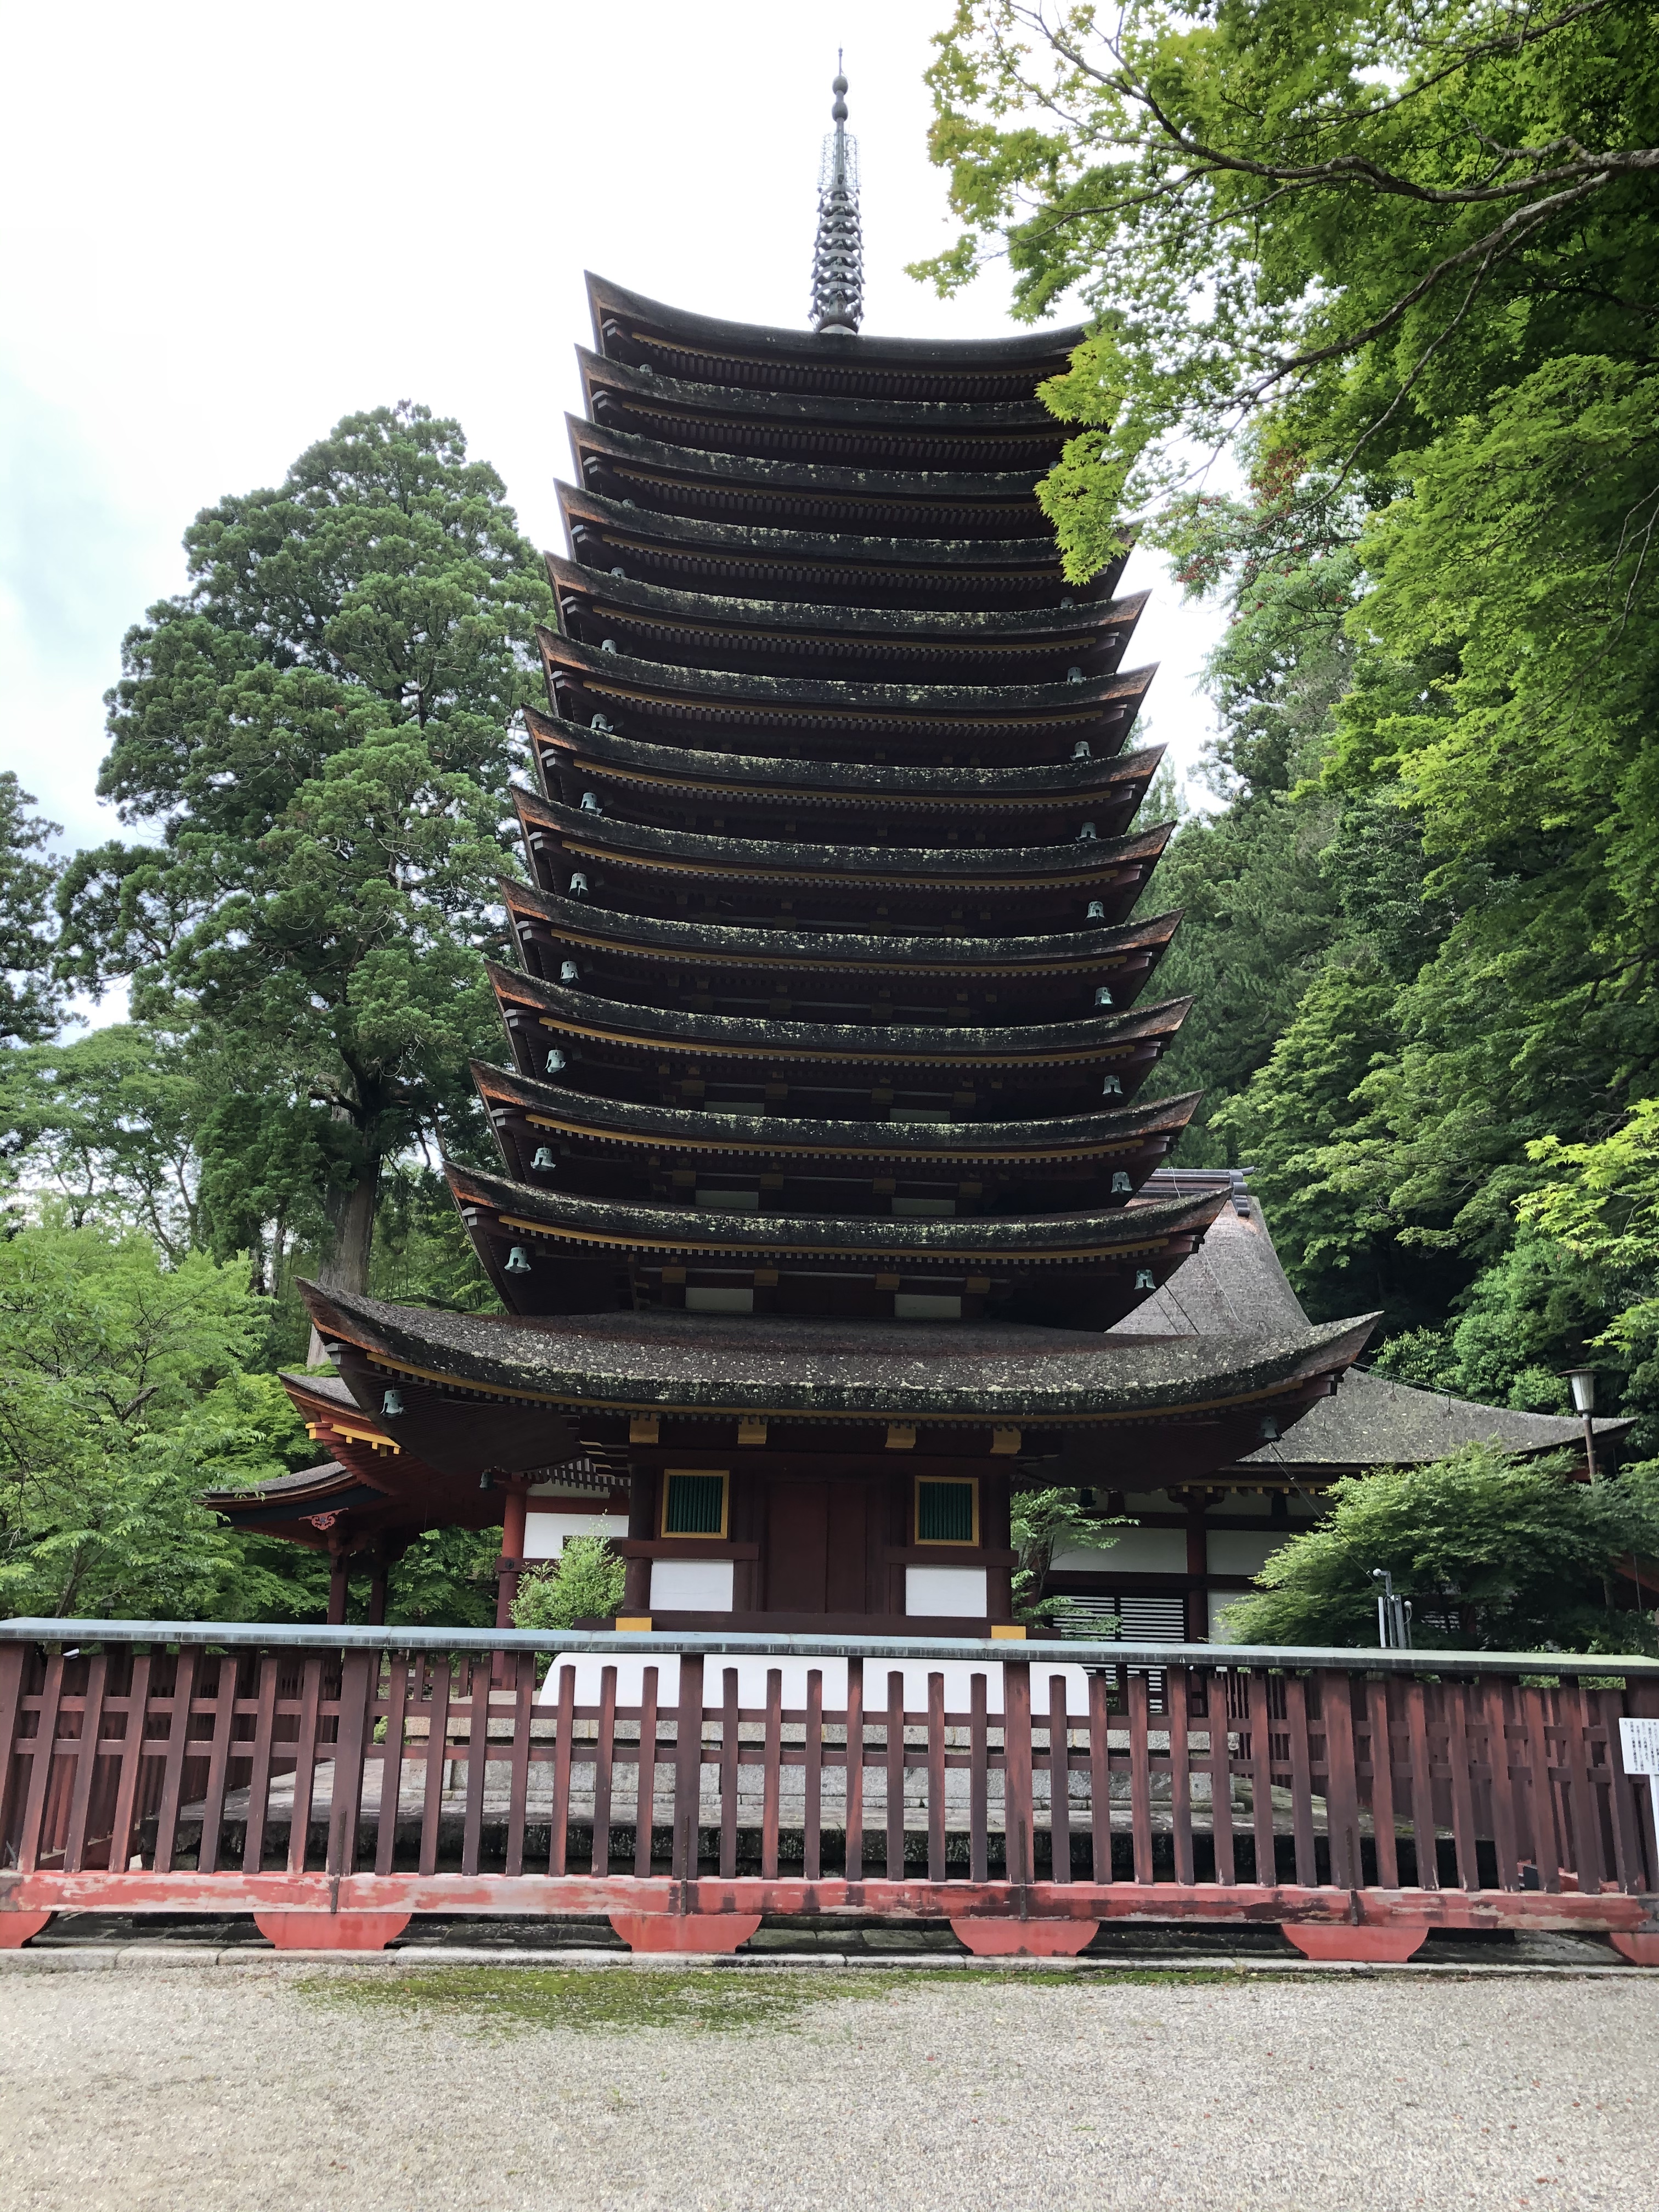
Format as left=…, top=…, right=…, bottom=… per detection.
left=614, top=1451, right=1019, bottom=1629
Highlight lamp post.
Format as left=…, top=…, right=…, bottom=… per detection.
left=1370, top=1568, right=1412, bottom=1650
left=1562, top=1367, right=1598, bottom=1484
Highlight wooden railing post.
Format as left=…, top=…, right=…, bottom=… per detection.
left=1002, top=1658, right=1033, bottom=1890
left=1086, top=1667, right=1113, bottom=1886
left=968, top=1669, right=990, bottom=1885
left=802, top=1667, right=823, bottom=1883
left=633, top=1664, right=659, bottom=1878
left=844, top=1655, right=864, bottom=1883
left=15, top=1651, right=64, bottom=1876
left=672, top=1653, right=704, bottom=1888
left=926, top=1671, right=947, bottom=1883
left=591, top=1663, right=618, bottom=1880
left=1126, top=1664, right=1154, bottom=1886
left=1321, top=1669, right=1363, bottom=1891
left=377, top=1652, right=411, bottom=1880
left=150, top=1649, right=198, bottom=1877
left=884, top=1668, right=906, bottom=1880
left=326, top=1646, right=376, bottom=1880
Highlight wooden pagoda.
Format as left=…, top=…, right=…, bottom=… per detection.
left=230, top=257, right=1389, bottom=1634
left=225, top=86, right=1402, bottom=1630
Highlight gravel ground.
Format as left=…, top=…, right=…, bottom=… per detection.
left=0, top=1962, right=1654, bottom=2212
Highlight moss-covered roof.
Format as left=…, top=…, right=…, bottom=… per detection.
left=449, top=1156, right=1222, bottom=1262
left=524, top=708, right=1159, bottom=805
left=470, top=1058, right=1200, bottom=1160
left=512, top=788, right=1171, bottom=888
left=538, top=629, right=1152, bottom=717
left=1115, top=1201, right=1631, bottom=1466
left=300, top=1281, right=1375, bottom=1426
left=588, top=273, right=1086, bottom=391
left=500, top=877, right=1181, bottom=980
left=543, top=559, right=1136, bottom=644
left=487, top=960, right=1190, bottom=1069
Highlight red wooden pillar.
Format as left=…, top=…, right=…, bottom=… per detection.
left=327, top=1550, right=349, bottom=1627
left=1184, top=1495, right=1209, bottom=1641
left=495, top=1485, right=528, bottom=1631
left=366, top=1558, right=388, bottom=1627
left=623, top=1465, right=654, bottom=1617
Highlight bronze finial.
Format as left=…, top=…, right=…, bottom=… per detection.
left=811, top=55, right=863, bottom=335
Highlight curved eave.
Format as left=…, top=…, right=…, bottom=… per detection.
left=569, top=415, right=1046, bottom=507
left=202, top=1463, right=380, bottom=1516
left=204, top=1469, right=389, bottom=1522
left=560, top=486, right=1066, bottom=574
left=545, top=560, right=1137, bottom=647
left=487, top=962, right=1191, bottom=1067
left=588, top=274, right=1085, bottom=394
left=514, top=789, right=1172, bottom=887
left=472, top=1058, right=1202, bottom=1163
left=576, top=348, right=1066, bottom=437
left=297, top=1279, right=1378, bottom=1427
left=449, top=1158, right=1223, bottom=1262
left=537, top=629, right=1154, bottom=723
left=500, top=879, right=1182, bottom=977
left=526, top=709, right=1161, bottom=810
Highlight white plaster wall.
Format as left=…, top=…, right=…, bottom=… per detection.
left=905, top=1566, right=989, bottom=1616
left=650, top=1558, right=735, bottom=1612
left=1051, top=1526, right=1188, bottom=1573
left=522, top=1509, right=629, bottom=1561
left=1207, top=1530, right=1293, bottom=1578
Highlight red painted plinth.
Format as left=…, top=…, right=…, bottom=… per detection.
left=253, top=1912, right=410, bottom=1953
left=951, top=1917, right=1099, bottom=1958
left=610, top=1912, right=763, bottom=1955
left=1283, top=1923, right=1427, bottom=1963
left=1609, top=1932, right=1659, bottom=1966
left=0, top=1912, right=53, bottom=1949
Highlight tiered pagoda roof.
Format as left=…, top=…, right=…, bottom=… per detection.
left=448, top=272, right=1224, bottom=1334
left=272, top=122, right=1387, bottom=1632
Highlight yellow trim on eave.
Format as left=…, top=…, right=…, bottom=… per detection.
left=526, top=1011, right=1146, bottom=1071
left=517, top=1108, right=1151, bottom=1166
left=490, top=1210, right=1178, bottom=1266
left=305, top=1418, right=400, bottom=1455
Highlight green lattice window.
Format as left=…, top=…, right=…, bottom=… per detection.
left=916, top=1477, right=978, bottom=1545
left=662, top=1470, right=729, bottom=1537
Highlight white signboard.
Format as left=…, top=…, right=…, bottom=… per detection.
left=1618, top=1717, right=1659, bottom=1778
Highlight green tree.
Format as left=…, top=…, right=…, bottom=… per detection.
left=57, top=404, right=552, bottom=1296
left=1011, top=1486, right=1124, bottom=1621
left=917, top=1, right=1659, bottom=557
left=0, top=772, right=64, bottom=1052
left=1223, top=1442, right=1659, bottom=1651
left=0, top=1222, right=278, bottom=1618
left=512, top=1533, right=627, bottom=1632
left=917, top=5, right=1659, bottom=1388
left=0, top=1025, right=202, bottom=1256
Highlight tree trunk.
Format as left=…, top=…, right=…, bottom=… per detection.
left=318, top=1153, right=381, bottom=1296
left=307, top=1147, right=382, bottom=1363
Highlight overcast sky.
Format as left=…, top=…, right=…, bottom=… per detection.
left=1, top=0, right=1222, bottom=870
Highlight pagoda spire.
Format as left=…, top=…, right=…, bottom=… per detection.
left=811, top=58, right=864, bottom=336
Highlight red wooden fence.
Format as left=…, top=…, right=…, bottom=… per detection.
left=2, top=1623, right=1656, bottom=1959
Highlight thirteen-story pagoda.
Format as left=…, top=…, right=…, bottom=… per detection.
left=250, top=77, right=1387, bottom=1634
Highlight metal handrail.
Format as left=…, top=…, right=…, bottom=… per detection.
left=2, top=1617, right=1655, bottom=1677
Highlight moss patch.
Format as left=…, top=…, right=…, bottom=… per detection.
left=307, top=1965, right=886, bottom=2036
left=304, top=1962, right=1289, bottom=2038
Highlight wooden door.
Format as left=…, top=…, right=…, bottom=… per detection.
left=764, top=1480, right=829, bottom=1612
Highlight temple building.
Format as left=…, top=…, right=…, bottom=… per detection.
left=211, top=77, right=1621, bottom=1634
